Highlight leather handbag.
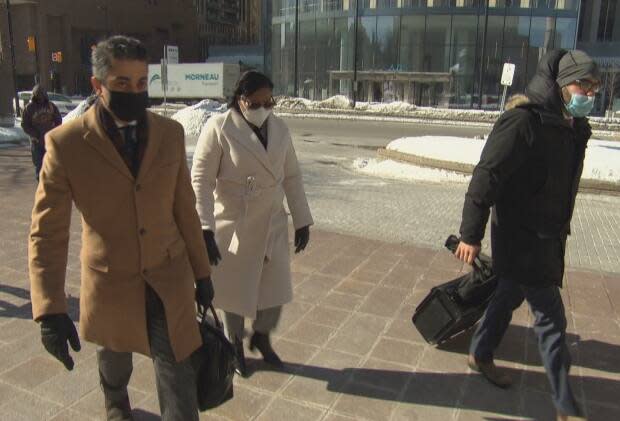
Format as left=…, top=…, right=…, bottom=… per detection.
left=193, top=304, right=235, bottom=411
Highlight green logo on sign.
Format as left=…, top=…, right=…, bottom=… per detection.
left=150, top=74, right=161, bottom=85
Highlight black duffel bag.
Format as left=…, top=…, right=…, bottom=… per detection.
left=412, top=235, right=498, bottom=344
left=444, top=234, right=497, bottom=306
left=192, top=304, right=235, bottom=411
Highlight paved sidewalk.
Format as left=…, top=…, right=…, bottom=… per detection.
left=1, top=147, right=619, bottom=421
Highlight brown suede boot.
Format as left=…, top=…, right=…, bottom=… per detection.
left=467, top=354, right=512, bottom=389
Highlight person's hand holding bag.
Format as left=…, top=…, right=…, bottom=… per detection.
left=195, top=277, right=215, bottom=311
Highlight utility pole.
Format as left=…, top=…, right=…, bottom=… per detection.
left=6, top=0, right=20, bottom=117
left=352, top=0, right=360, bottom=107
left=293, top=0, right=299, bottom=97
left=477, top=0, right=489, bottom=110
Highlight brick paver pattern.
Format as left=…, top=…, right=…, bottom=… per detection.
left=1, top=146, right=619, bottom=420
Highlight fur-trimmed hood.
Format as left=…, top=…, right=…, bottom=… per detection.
left=505, top=94, right=531, bottom=111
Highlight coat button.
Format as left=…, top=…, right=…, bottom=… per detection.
left=135, top=184, right=141, bottom=192
left=139, top=228, right=146, bottom=235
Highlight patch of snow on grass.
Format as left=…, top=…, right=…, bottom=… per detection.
left=354, top=157, right=471, bottom=184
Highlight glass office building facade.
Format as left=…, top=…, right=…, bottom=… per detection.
left=266, top=1, right=582, bottom=110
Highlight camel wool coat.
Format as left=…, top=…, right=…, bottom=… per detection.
left=191, top=109, right=313, bottom=318
left=29, top=106, right=211, bottom=362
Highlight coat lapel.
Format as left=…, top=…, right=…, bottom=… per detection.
left=137, top=112, right=163, bottom=183
left=82, top=107, right=134, bottom=181
left=223, top=110, right=276, bottom=179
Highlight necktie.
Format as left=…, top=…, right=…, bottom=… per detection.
left=121, top=125, right=139, bottom=176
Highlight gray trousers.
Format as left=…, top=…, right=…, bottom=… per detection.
left=223, top=306, right=282, bottom=341
left=97, top=285, right=198, bottom=421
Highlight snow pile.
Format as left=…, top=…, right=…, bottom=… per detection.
left=0, top=125, right=28, bottom=145
left=581, top=139, right=620, bottom=183
left=354, top=157, right=471, bottom=184
left=318, top=95, right=353, bottom=109
left=275, top=95, right=419, bottom=114
left=356, top=101, right=417, bottom=114
left=171, top=99, right=227, bottom=138
left=276, top=97, right=315, bottom=110
left=385, top=136, right=620, bottom=184
left=414, top=106, right=499, bottom=122
left=388, top=136, right=484, bottom=165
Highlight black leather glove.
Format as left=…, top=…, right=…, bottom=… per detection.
left=39, top=313, right=81, bottom=371
left=202, top=230, right=221, bottom=266
left=195, top=277, right=215, bottom=311
left=294, top=225, right=310, bottom=254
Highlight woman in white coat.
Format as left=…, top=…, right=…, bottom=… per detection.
left=191, top=71, right=313, bottom=376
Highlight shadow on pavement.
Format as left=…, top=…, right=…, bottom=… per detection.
left=436, top=324, right=620, bottom=374
left=0, top=283, right=80, bottom=322
left=249, top=360, right=619, bottom=420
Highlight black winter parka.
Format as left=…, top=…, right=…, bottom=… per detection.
left=459, top=50, right=592, bottom=287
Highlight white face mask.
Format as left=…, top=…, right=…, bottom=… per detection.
left=241, top=106, right=272, bottom=128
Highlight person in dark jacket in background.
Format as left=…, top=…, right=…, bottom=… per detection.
left=21, top=85, right=62, bottom=181
left=455, top=50, right=600, bottom=421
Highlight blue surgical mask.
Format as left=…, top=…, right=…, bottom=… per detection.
left=564, top=93, right=595, bottom=118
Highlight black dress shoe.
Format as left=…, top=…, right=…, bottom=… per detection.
left=249, top=332, right=283, bottom=368
left=233, top=338, right=248, bottom=377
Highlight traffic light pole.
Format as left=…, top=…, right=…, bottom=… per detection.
left=34, top=36, right=40, bottom=84
left=6, top=0, right=21, bottom=116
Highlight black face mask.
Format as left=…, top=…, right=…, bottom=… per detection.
left=106, top=90, right=148, bottom=122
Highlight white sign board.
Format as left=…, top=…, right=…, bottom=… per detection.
left=148, top=63, right=240, bottom=99
left=501, top=63, right=516, bottom=86
left=166, top=45, right=179, bottom=64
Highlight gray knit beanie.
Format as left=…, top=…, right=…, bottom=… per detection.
left=556, top=50, right=601, bottom=87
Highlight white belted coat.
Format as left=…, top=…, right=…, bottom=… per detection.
left=191, top=109, right=313, bottom=318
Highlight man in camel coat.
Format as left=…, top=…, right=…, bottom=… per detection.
left=28, top=36, right=212, bottom=421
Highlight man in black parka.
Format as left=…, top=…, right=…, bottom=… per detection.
left=455, top=50, right=600, bottom=421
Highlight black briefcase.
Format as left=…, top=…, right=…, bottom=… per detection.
left=192, top=305, right=236, bottom=411
left=411, top=235, right=497, bottom=345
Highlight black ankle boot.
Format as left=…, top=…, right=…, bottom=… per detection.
left=104, top=396, right=133, bottom=421
left=233, top=338, right=248, bottom=377
left=250, top=332, right=283, bottom=367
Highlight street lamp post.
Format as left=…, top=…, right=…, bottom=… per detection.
left=293, top=0, right=299, bottom=97
left=6, top=0, right=20, bottom=116
left=352, top=0, right=360, bottom=107
left=477, top=0, right=489, bottom=110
